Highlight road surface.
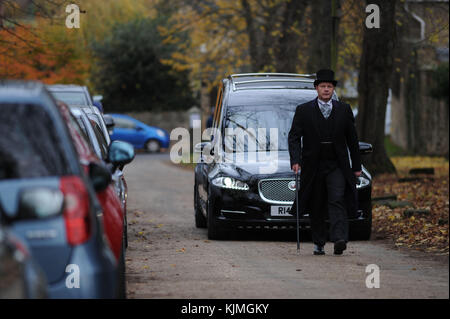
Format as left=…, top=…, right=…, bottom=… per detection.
left=124, top=153, right=449, bottom=299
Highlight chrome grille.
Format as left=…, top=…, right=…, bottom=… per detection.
left=258, top=178, right=297, bottom=204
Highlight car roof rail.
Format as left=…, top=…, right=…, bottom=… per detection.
left=228, top=73, right=316, bottom=91
left=230, top=73, right=316, bottom=79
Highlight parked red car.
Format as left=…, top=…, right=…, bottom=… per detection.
left=56, top=102, right=126, bottom=262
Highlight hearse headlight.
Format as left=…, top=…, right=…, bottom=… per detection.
left=212, top=177, right=249, bottom=190
left=356, top=176, right=370, bottom=189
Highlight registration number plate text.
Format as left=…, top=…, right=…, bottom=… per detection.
left=271, top=205, right=293, bottom=217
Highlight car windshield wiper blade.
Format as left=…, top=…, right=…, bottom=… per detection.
left=225, top=119, right=265, bottom=149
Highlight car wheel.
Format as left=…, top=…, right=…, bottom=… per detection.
left=350, top=206, right=372, bottom=241
left=145, top=139, right=161, bottom=153
left=194, top=180, right=207, bottom=228
left=207, top=197, right=226, bottom=240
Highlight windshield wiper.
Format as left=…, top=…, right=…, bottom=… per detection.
left=225, top=119, right=263, bottom=151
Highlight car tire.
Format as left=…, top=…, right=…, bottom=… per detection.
left=194, top=180, right=207, bottom=228
left=145, top=139, right=161, bottom=153
left=350, top=206, right=372, bottom=241
left=207, top=197, right=226, bottom=240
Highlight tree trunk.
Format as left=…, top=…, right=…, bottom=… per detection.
left=259, top=2, right=280, bottom=71
left=357, top=0, right=397, bottom=175
left=331, top=0, right=341, bottom=71
left=307, top=0, right=333, bottom=72
left=241, top=0, right=259, bottom=72
left=275, top=0, right=309, bottom=73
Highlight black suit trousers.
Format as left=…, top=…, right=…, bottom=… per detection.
left=310, top=166, right=348, bottom=246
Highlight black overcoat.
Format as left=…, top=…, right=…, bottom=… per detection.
left=288, top=98, right=362, bottom=216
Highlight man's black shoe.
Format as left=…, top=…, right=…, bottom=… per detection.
left=334, top=240, right=347, bottom=255
left=313, top=245, right=325, bottom=255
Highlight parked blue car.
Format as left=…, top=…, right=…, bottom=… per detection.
left=0, top=81, right=119, bottom=298
left=107, top=114, right=170, bottom=152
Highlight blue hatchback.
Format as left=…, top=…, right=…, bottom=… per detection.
left=107, top=114, right=170, bottom=152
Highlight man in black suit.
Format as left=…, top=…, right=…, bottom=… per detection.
left=288, top=69, right=362, bottom=255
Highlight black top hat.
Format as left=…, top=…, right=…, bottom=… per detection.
left=314, top=69, right=338, bottom=87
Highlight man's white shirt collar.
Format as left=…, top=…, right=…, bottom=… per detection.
left=318, top=98, right=332, bottom=107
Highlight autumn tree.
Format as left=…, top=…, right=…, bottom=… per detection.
left=0, top=0, right=88, bottom=82
left=357, top=0, right=397, bottom=175
left=91, top=18, right=195, bottom=112
left=160, top=0, right=314, bottom=87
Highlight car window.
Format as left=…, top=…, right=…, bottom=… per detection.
left=224, top=104, right=296, bottom=153
left=68, top=113, right=95, bottom=153
left=75, top=116, right=89, bottom=138
left=89, top=113, right=110, bottom=144
left=113, top=117, right=136, bottom=129
left=90, top=119, right=108, bottom=160
left=51, top=91, right=88, bottom=106
left=0, top=103, right=72, bottom=179
left=75, top=114, right=102, bottom=158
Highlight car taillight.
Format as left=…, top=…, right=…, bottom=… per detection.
left=60, top=176, right=91, bottom=246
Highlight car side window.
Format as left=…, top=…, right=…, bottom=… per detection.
left=90, top=120, right=108, bottom=160
left=70, top=114, right=90, bottom=143
left=114, top=117, right=136, bottom=130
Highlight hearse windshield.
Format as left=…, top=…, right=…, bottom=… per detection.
left=224, top=104, right=296, bottom=153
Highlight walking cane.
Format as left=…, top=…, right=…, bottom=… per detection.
left=295, top=170, right=300, bottom=254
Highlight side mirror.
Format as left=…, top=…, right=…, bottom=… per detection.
left=108, top=141, right=135, bottom=169
left=136, top=126, right=144, bottom=132
left=18, top=187, right=64, bottom=220
left=359, top=142, right=373, bottom=155
left=89, top=162, right=112, bottom=192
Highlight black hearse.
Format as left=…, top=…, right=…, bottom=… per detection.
left=194, top=73, right=373, bottom=240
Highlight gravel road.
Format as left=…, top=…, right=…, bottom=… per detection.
left=124, top=153, right=449, bottom=299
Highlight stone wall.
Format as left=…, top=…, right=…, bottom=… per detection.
left=390, top=2, right=449, bottom=157
left=391, top=66, right=449, bottom=157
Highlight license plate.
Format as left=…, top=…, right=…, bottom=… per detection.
left=271, top=205, right=293, bottom=217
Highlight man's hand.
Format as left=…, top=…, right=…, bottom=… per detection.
left=354, top=171, right=362, bottom=177
left=292, top=163, right=301, bottom=174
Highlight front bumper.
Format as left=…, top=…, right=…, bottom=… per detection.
left=208, top=181, right=371, bottom=229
